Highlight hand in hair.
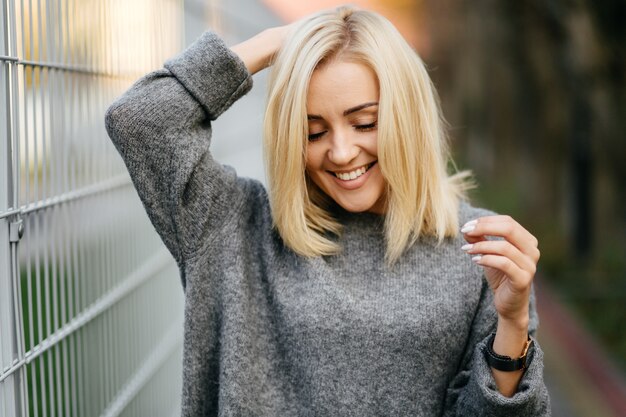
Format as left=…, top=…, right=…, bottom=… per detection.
left=229, top=19, right=302, bottom=75
left=230, top=6, right=362, bottom=75
left=460, top=215, right=541, bottom=396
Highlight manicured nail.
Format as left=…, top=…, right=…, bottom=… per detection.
left=462, top=219, right=478, bottom=228
left=461, top=244, right=473, bottom=251
left=472, top=255, right=482, bottom=263
left=461, top=224, right=476, bottom=233
left=461, top=219, right=477, bottom=233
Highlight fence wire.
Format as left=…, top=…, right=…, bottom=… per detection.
left=1, top=1, right=185, bottom=416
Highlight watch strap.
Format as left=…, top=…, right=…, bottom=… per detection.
left=484, top=332, right=534, bottom=372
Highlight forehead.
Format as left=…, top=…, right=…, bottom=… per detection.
left=306, top=60, right=379, bottom=114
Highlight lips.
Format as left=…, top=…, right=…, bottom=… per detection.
left=328, top=161, right=378, bottom=190
left=329, top=161, right=376, bottom=180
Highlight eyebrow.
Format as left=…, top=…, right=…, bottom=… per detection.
left=307, top=101, right=379, bottom=120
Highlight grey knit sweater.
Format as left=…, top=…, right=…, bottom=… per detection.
left=105, top=32, right=550, bottom=416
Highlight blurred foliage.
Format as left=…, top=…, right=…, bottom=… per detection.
left=424, top=0, right=626, bottom=371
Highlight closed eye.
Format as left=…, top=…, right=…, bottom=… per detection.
left=355, top=122, right=377, bottom=131
left=308, top=131, right=325, bottom=141
left=307, top=121, right=377, bottom=141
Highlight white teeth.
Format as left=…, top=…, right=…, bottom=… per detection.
left=334, top=164, right=371, bottom=181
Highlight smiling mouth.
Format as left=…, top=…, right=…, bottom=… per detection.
left=329, top=161, right=377, bottom=181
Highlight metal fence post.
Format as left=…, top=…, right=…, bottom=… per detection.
left=1, top=0, right=26, bottom=413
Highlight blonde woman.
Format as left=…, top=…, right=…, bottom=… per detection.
left=106, top=6, right=550, bottom=416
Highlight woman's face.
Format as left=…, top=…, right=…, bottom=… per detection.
left=305, top=60, right=387, bottom=214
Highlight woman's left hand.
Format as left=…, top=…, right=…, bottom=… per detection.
left=460, top=215, right=541, bottom=324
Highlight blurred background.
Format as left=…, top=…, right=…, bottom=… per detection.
left=0, top=0, right=624, bottom=416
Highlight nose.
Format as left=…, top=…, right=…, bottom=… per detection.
left=327, top=129, right=359, bottom=166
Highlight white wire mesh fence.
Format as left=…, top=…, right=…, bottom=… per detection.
left=1, top=1, right=185, bottom=416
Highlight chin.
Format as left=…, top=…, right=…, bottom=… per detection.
left=335, top=198, right=379, bottom=214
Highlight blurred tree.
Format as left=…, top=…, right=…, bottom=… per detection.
left=423, top=0, right=626, bottom=370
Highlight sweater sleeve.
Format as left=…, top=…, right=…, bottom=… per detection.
left=104, top=32, right=253, bottom=275
left=443, top=280, right=551, bottom=416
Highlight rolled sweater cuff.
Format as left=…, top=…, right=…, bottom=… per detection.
left=466, top=334, right=550, bottom=415
left=164, top=31, right=253, bottom=120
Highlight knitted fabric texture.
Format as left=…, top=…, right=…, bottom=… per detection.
left=105, top=31, right=551, bottom=417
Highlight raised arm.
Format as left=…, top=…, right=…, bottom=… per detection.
left=230, top=26, right=290, bottom=75
left=441, top=212, right=550, bottom=415
left=443, top=281, right=550, bottom=416
left=104, top=29, right=284, bottom=278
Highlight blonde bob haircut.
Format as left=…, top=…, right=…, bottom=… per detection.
left=263, top=6, right=475, bottom=265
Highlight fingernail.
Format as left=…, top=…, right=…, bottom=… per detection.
left=461, top=224, right=476, bottom=233
left=461, top=219, right=478, bottom=233
left=461, top=244, right=473, bottom=251
left=472, top=255, right=482, bottom=263
left=462, top=219, right=478, bottom=228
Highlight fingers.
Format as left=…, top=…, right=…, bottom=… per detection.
left=461, top=216, right=540, bottom=262
left=469, top=253, right=534, bottom=292
left=461, top=240, right=537, bottom=277
left=460, top=215, right=540, bottom=292
left=461, top=240, right=535, bottom=271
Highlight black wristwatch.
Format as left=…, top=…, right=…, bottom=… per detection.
left=484, top=333, right=534, bottom=372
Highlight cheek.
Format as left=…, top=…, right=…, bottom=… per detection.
left=305, top=146, right=323, bottom=171
left=368, top=132, right=379, bottom=155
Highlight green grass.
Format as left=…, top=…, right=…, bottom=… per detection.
left=20, top=260, right=79, bottom=417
